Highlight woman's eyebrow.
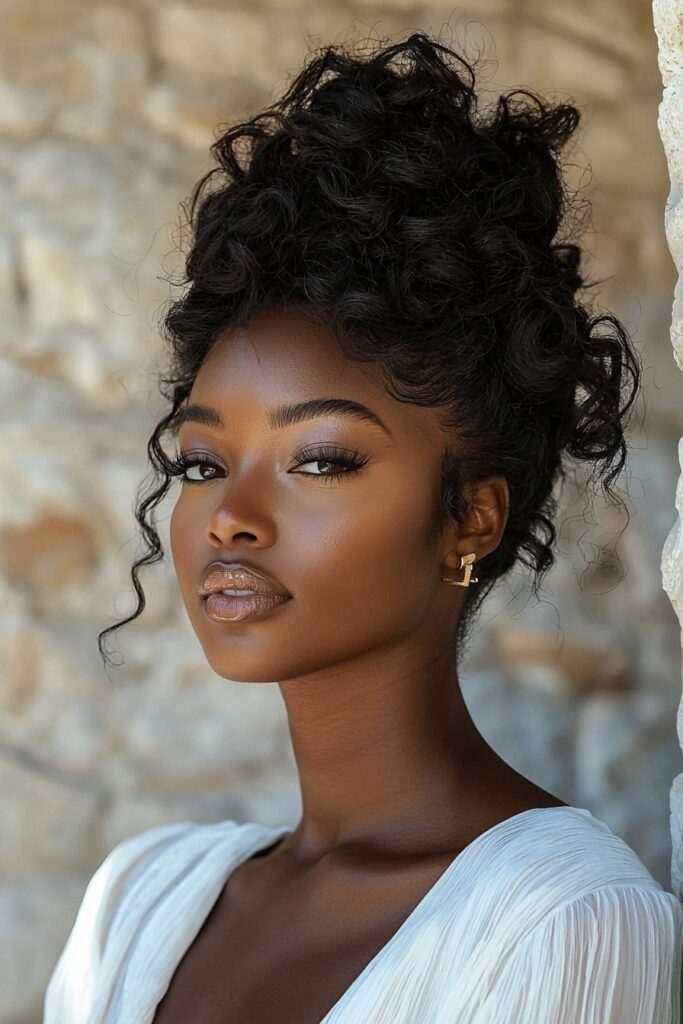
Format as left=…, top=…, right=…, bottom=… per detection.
left=178, top=398, right=394, bottom=439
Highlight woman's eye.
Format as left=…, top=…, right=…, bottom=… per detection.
left=291, top=446, right=369, bottom=481
left=185, top=461, right=221, bottom=482
left=168, top=452, right=223, bottom=484
left=294, top=458, right=354, bottom=477
left=169, top=446, right=369, bottom=485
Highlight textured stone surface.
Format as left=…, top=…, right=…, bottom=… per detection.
left=0, top=754, right=106, bottom=878
left=576, top=692, right=683, bottom=868
left=462, top=667, right=579, bottom=798
left=155, top=7, right=280, bottom=84
left=2, top=2, right=681, bottom=1019
left=653, top=0, right=683, bottom=900
left=0, top=875, right=90, bottom=1024
left=518, top=25, right=631, bottom=101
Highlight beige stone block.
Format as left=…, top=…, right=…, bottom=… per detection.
left=0, top=0, right=83, bottom=91
left=54, top=43, right=149, bottom=143
left=0, top=874, right=90, bottom=1023
left=18, top=229, right=101, bottom=329
left=0, top=180, right=9, bottom=236
left=84, top=4, right=147, bottom=57
left=154, top=5, right=366, bottom=93
left=404, top=0, right=511, bottom=10
left=517, top=24, right=630, bottom=102
left=41, top=325, right=153, bottom=407
left=88, top=451, right=156, bottom=547
left=145, top=84, right=217, bottom=151
left=583, top=189, right=673, bottom=293
left=155, top=6, right=274, bottom=85
left=15, top=139, right=148, bottom=240
left=580, top=221, right=628, bottom=294
left=0, top=511, right=99, bottom=591
left=0, top=411, right=176, bottom=630
left=626, top=294, right=683, bottom=433
left=0, top=611, right=111, bottom=759
left=0, top=357, right=69, bottom=425
left=13, top=142, right=103, bottom=228
left=0, top=234, right=16, bottom=308
left=0, top=754, right=105, bottom=877
left=0, top=75, right=52, bottom=137
left=0, top=0, right=85, bottom=35
left=100, top=791, right=245, bottom=854
left=103, top=642, right=286, bottom=791
left=0, top=498, right=125, bottom=638
left=492, top=625, right=634, bottom=692
left=144, top=77, right=243, bottom=151
left=97, top=618, right=286, bottom=786
left=525, top=0, right=646, bottom=64
left=580, top=102, right=670, bottom=195
left=3, top=323, right=137, bottom=410
left=53, top=328, right=120, bottom=396
left=0, top=2, right=147, bottom=114
left=0, top=609, right=39, bottom=718
left=0, top=424, right=86, bottom=527
left=15, top=236, right=155, bottom=390
left=629, top=198, right=675, bottom=282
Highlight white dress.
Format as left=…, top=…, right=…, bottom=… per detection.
left=42, top=805, right=683, bottom=1023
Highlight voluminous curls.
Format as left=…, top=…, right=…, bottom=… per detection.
left=97, top=30, right=642, bottom=669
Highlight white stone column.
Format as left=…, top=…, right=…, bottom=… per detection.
left=653, top=0, right=683, bottom=898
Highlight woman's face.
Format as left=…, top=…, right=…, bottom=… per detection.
left=169, top=304, right=461, bottom=683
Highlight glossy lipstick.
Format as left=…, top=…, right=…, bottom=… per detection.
left=199, top=561, right=291, bottom=623
left=204, top=591, right=290, bottom=622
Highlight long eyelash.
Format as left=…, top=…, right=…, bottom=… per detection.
left=166, top=450, right=222, bottom=485
left=293, top=444, right=370, bottom=483
left=166, top=445, right=370, bottom=485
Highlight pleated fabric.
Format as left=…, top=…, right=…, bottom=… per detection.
left=42, top=806, right=683, bottom=1024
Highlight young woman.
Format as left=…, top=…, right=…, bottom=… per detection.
left=43, top=30, right=682, bottom=1024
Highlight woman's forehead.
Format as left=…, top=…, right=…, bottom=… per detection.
left=193, top=308, right=448, bottom=445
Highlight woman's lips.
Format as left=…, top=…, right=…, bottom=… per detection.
left=203, top=591, right=291, bottom=622
left=199, top=561, right=291, bottom=598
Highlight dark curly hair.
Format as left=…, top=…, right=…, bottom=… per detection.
left=97, top=29, right=642, bottom=671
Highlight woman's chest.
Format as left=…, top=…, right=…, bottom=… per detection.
left=150, top=906, right=395, bottom=1024
left=150, top=849, right=454, bottom=1024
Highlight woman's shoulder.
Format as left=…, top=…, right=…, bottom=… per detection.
left=479, top=804, right=673, bottom=898
left=61, top=816, right=246, bottom=940
left=42, top=816, right=267, bottom=1023
left=537, top=806, right=683, bottom=942
left=426, top=806, right=683, bottom=1022
left=434, top=804, right=682, bottom=953
left=491, top=810, right=683, bottom=1023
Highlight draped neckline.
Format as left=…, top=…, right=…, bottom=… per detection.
left=210, top=805, right=591, bottom=1024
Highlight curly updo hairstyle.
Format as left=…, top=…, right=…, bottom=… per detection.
left=97, top=29, right=642, bottom=671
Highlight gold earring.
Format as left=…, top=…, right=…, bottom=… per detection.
left=441, top=552, right=479, bottom=588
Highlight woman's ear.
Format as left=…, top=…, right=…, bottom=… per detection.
left=443, top=476, right=509, bottom=569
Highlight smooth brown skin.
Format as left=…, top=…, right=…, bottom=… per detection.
left=154, top=304, right=567, bottom=1024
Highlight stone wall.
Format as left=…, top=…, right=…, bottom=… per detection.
left=0, top=2, right=680, bottom=1021
left=654, top=0, right=683, bottom=899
